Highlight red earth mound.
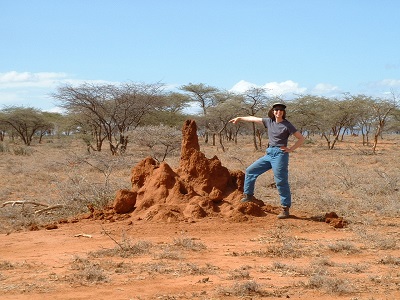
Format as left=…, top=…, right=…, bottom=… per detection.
left=113, top=119, right=266, bottom=222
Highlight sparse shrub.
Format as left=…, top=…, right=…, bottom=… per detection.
left=245, top=233, right=307, bottom=258
left=307, top=274, right=353, bottom=294
left=272, top=261, right=322, bottom=277
left=378, top=255, right=400, bottom=265
left=154, top=246, right=182, bottom=260
left=0, top=142, right=9, bottom=153
left=327, top=241, right=360, bottom=254
left=267, top=237, right=307, bottom=258
left=356, top=229, right=398, bottom=250
left=272, top=261, right=303, bottom=276
left=90, top=239, right=152, bottom=258
left=176, top=262, right=216, bottom=276
left=218, top=280, right=262, bottom=297
left=339, top=262, right=369, bottom=273
left=140, top=262, right=174, bottom=275
left=81, top=264, right=107, bottom=282
left=172, top=235, right=207, bottom=251
left=227, top=266, right=251, bottom=280
left=311, top=257, right=335, bottom=267
left=70, top=256, right=108, bottom=283
left=0, top=261, right=14, bottom=270
left=12, top=145, right=33, bottom=156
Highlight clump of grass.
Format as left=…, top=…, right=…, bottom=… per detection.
left=244, top=234, right=307, bottom=258
left=272, top=261, right=310, bottom=276
left=327, top=241, right=360, bottom=254
left=265, top=224, right=290, bottom=240
left=218, top=280, right=262, bottom=297
left=0, top=261, right=15, bottom=270
left=356, top=229, right=398, bottom=250
left=266, top=237, right=307, bottom=258
left=0, top=142, right=9, bottom=153
left=339, top=262, right=369, bottom=274
left=101, top=260, right=133, bottom=274
left=154, top=246, right=182, bottom=260
left=177, top=262, right=217, bottom=276
left=140, top=262, right=174, bottom=275
left=90, top=236, right=152, bottom=258
left=311, top=257, right=335, bottom=267
left=378, top=255, right=400, bottom=265
left=12, top=145, right=33, bottom=156
left=172, top=235, right=207, bottom=251
left=227, top=266, right=252, bottom=280
left=307, top=274, right=353, bottom=295
left=70, top=256, right=108, bottom=283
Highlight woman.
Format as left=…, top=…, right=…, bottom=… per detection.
left=229, top=103, right=305, bottom=219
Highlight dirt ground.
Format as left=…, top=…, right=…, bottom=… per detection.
left=1, top=210, right=399, bottom=300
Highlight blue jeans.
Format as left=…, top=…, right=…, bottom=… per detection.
left=243, top=147, right=291, bottom=207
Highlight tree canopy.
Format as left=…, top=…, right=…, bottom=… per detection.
left=0, top=82, right=398, bottom=154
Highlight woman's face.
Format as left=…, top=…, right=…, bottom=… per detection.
left=273, top=107, right=285, bottom=118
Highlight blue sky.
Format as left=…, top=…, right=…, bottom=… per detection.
left=1, top=0, right=399, bottom=112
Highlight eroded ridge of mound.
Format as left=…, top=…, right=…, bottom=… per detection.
left=114, top=119, right=265, bottom=222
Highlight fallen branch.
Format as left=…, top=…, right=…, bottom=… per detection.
left=74, top=233, right=92, bottom=238
left=1, top=200, right=48, bottom=208
left=1, top=201, right=66, bottom=214
left=35, top=205, right=65, bottom=214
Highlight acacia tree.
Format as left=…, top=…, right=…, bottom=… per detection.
left=179, top=83, right=219, bottom=143
left=71, top=110, right=107, bottom=153
left=328, top=98, right=358, bottom=147
left=53, top=82, right=164, bottom=155
left=291, top=95, right=354, bottom=149
left=140, top=92, right=190, bottom=127
left=239, top=87, right=271, bottom=150
left=389, top=106, right=400, bottom=133
left=346, top=94, right=376, bottom=145
left=207, top=97, right=243, bottom=151
left=0, top=106, right=51, bottom=145
left=130, top=124, right=182, bottom=162
left=179, top=83, right=219, bottom=115
left=38, top=112, right=68, bottom=141
left=371, top=92, right=398, bottom=153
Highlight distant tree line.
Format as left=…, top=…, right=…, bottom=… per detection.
left=0, top=82, right=398, bottom=155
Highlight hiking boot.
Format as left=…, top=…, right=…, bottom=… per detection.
left=277, top=206, right=290, bottom=219
left=241, top=194, right=255, bottom=203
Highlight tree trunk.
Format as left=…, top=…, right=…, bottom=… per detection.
left=252, top=123, right=258, bottom=150
left=256, top=129, right=262, bottom=149
left=219, top=132, right=225, bottom=152
left=372, top=121, right=384, bottom=154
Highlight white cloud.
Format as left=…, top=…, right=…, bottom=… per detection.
left=230, top=80, right=257, bottom=93
left=379, top=79, right=400, bottom=87
left=311, top=83, right=340, bottom=95
left=0, top=71, right=68, bottom=88
left=230, top=80, right=307, bottom=97
left=360, top=79, right=400, bottom=97
left=0, top=71, right=114, bottom=89
left=0, top=71, right=117, bottom=110
left=262, top=80, right=307, bottom=96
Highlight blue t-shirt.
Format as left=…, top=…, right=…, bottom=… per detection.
left=262, top=118, right=297, bottom=147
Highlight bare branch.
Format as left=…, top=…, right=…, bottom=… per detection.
left=34, top=205, right=65, bottom=214
left=74, top=233, right=93, bottom=238
left=1, top=200, right=48, bottom=208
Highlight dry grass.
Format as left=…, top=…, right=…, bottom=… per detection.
left=1, top=134, right=399, bottom=231
left=0, top=133, right=399, bottom=299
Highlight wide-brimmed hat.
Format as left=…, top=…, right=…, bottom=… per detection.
left=268, top=103, right=287, bottom=119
